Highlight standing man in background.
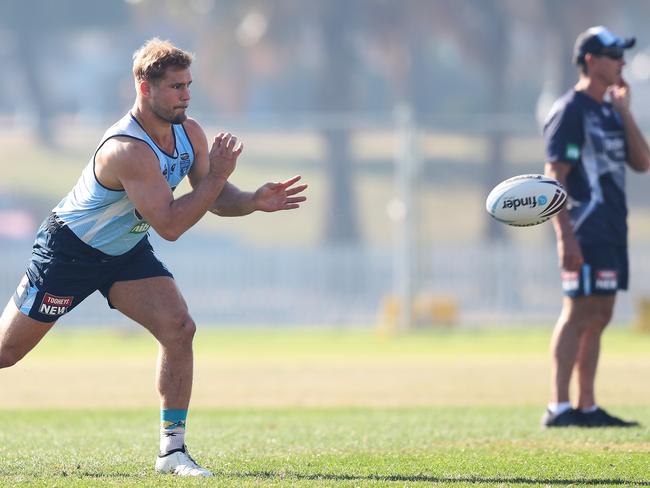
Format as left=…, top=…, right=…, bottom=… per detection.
left=0, top=38, right=307, bottom=475
left=542, top=26, right=649, bottom=427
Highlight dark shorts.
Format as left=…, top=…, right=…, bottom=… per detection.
left=13, top=213, right=173, bottom=323
left=561, top=245, right=628, bottom=297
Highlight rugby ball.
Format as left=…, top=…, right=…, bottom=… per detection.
left=485, top=174, right=567, bottom=227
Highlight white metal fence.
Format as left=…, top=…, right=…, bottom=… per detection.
left=2, top=235, right=648, bottom=327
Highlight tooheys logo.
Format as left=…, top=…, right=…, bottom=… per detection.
left=39, top=293, right=73, bottom=316
left=561, top=271, right=579, bottom=292
left=502, top=195, right=547, bottom=211
left=595, top=270, right=617, bottom=290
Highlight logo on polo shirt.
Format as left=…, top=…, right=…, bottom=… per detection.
left=565, top=144, right=580, bottom=160
left=39, top=293, right=73, bottom=316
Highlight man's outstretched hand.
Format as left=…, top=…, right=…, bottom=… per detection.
left=253, top=175, right=308, bottom=212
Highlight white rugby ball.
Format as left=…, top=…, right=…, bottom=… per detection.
left=485, top=174, right=567, bottom=227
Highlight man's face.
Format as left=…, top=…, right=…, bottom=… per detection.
left=147, top=67, right=192, bottom=124
left=590, top=50, right=626, bottom=86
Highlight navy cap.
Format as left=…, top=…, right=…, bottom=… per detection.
left=573, top=26, right=636, bottom=65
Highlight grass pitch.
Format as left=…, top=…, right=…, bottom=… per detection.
left=0, top=327, right=649, bottom=486
left=1, top=406, right=648, bottom=487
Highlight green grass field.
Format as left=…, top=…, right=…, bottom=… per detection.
left=0, top=327, right=649, bottom=486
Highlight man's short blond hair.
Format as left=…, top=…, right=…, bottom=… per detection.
left=132, top=38, right=193, bottom=82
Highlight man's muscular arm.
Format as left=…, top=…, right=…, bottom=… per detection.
left=97, top=129, right=239, bottom=241
left=185, top=120, right=255, bottom=216
left=185, top=120, right=307, bottom=217
left=209, top=176, right=308, bottom=217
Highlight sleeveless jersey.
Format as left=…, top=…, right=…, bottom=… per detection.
left=53, top=113, right=195, bottom=256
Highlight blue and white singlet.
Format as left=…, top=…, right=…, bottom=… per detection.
left=53, top=113, right=195, bottom=255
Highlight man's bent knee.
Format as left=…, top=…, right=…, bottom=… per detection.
left=0, top=355, right=16, bottom=369
left=0, top=300, right=55, bottom=369
left=158, top=314, right=196, bottom=349
left=0, top=347, right=22, bottom=369
left=179, top=316, right=196, bottom=343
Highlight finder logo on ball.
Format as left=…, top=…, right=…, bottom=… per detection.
left=486, top=174, right=567, bottom=227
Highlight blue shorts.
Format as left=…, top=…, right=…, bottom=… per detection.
left=561, top=245, right=628, bottom=297
left=13, top=213, right=173, bottom=323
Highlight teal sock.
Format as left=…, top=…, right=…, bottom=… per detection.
left=160, top=409, right=187, bottom=453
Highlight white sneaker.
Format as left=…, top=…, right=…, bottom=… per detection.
left=155, top=445, right=213, bottom=477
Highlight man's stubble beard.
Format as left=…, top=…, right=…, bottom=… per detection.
left=170, top=113, right=187, bottom=124
left=152, top=103, right=187, bottom=125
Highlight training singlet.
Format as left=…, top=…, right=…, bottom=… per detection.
left=543, top=90, right=628, bottom=246
left=53, top=113, right=195, bottom=256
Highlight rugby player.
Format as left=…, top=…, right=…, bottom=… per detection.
left=0, top=38, right=307, bottom=475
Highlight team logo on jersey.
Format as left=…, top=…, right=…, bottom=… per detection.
left=603, top=132, right=626, bottom=161
left=180, top=153, right=191, bottom=176
left=39, top=293, right=73, bottom=316
left=595, top=270, right=617, bottom=290
left=561, top=271, right=579, bottom=292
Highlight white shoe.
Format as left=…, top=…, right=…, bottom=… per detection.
left=155, top=445, right=213, bottom=477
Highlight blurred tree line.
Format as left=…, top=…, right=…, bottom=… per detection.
left=2, top=0, right=649, bottom=242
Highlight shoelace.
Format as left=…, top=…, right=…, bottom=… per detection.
left=174, top=463, right=204, bottom=476
left=172, top=448, right=208, bottom=475
left=184, top=448, right=199, bottom=466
